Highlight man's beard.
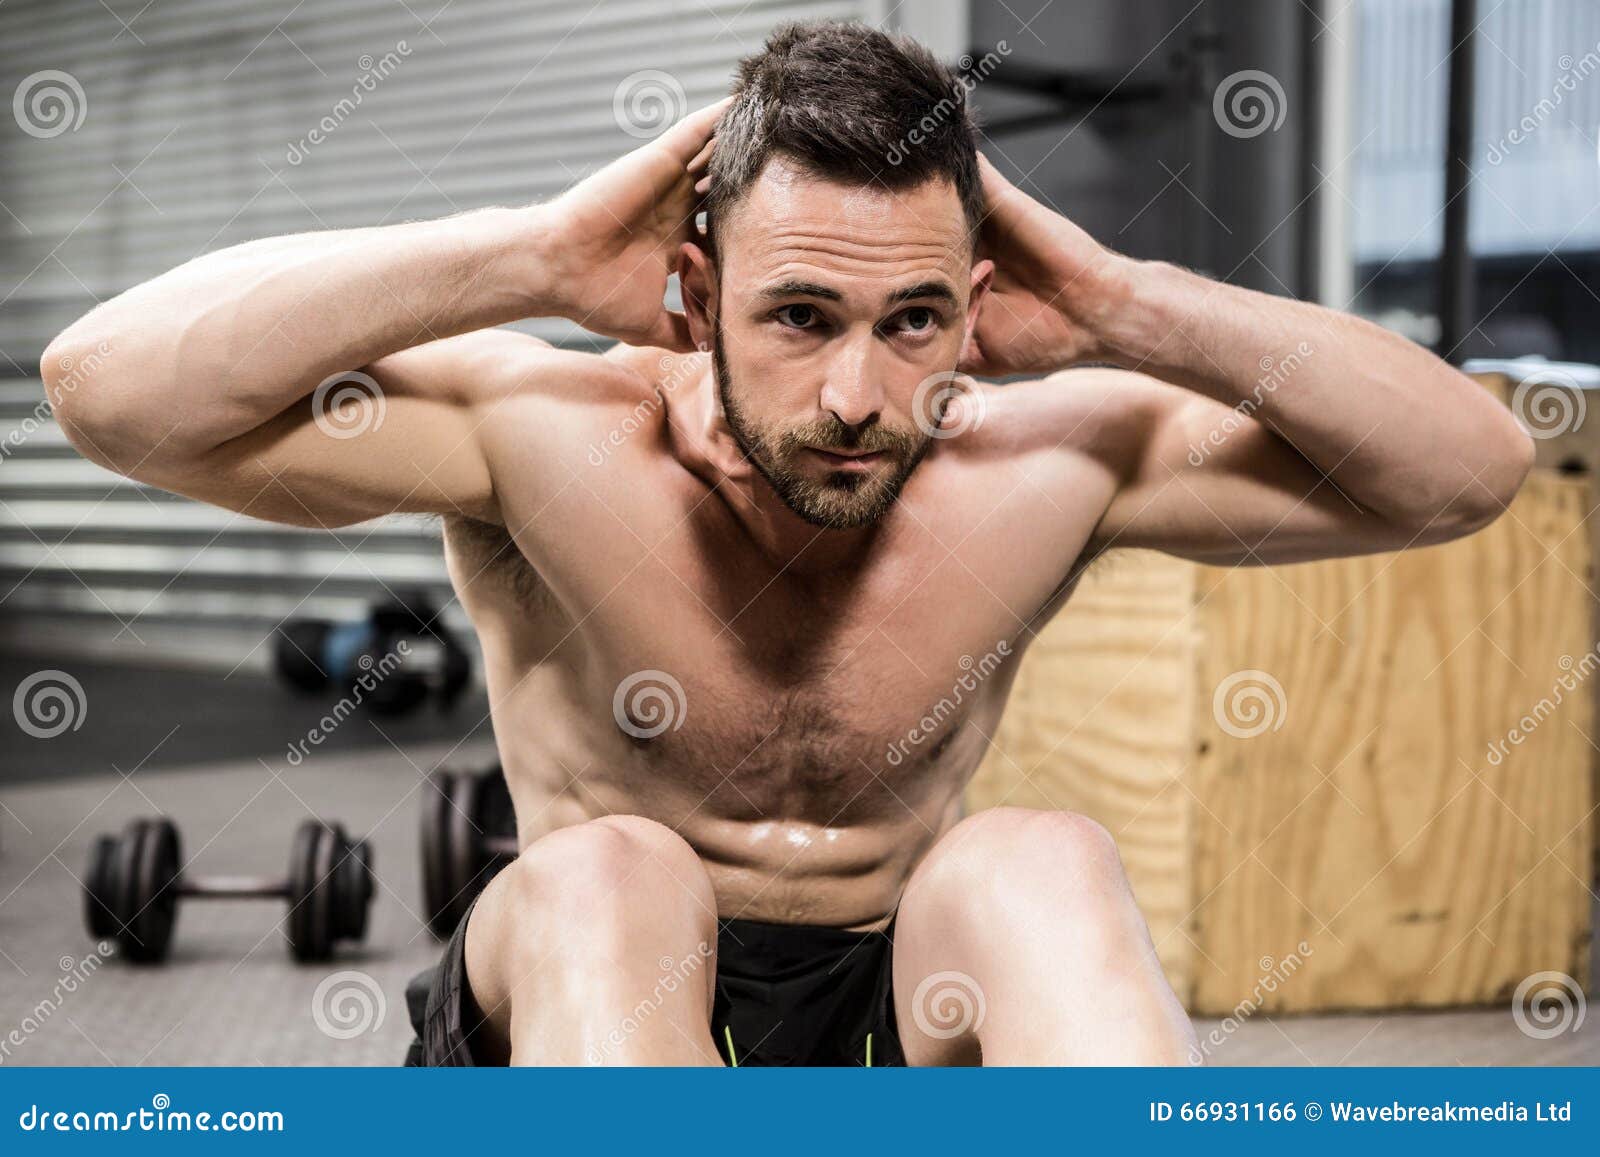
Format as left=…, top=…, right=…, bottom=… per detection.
left=713, top=323, right=932, bottom=530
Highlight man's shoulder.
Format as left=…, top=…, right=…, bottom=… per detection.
left=475, top=338, right=715, bottom=484
left=599, top=341, right=707, bottom=393
left=440, top=328, right=663, bottom=406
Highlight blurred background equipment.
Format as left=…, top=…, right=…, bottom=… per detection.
left=84, top=815, right=374, bottom=964
left=419, top=763, right=515, bottom=940
left=273, top=590, right=472, bottom=718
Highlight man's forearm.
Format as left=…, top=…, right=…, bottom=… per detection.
left=1096, top=259, right=1535, bottom=529
left=44, top=204, right=559, bottom=456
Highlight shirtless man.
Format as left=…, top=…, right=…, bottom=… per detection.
left=45, top=22, right=1532, bottom=1066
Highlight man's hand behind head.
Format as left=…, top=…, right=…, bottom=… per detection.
left=538, top=98, right=730, bottom=352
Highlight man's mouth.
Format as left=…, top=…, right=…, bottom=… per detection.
left=806, top=447, right=886, bottom=470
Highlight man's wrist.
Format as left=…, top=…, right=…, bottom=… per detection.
left=479, top=203, right=570, bottom=318
left=1085, top=257, right=1203, bottom=372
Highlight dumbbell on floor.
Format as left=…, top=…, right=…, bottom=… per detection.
left=420, top=765, right=517, bottom=940
left=274, top=589, right=471, bottom=716
left=84, top=816, right=374, bottom=964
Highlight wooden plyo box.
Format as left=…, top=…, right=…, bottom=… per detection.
left=1478, top=371, right=1600, bottom=889
left=1474, top=371, right=1596, bottom=477
left=968, top=472, right=1594, bottom=1015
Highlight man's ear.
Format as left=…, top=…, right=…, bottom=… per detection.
left=963, top=257, right=995, bottom=358
left=678, top=242, right=718, bottom=353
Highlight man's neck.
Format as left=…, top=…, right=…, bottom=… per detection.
left=679, top=364, right=884, bottom=575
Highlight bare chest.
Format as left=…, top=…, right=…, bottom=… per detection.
left=457, top=447, right=1098, bottom=823
left=595, top=546, right=1034, bottom=822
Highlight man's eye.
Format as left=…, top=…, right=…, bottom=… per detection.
left=897, top=307, right=937, bottom=333
left=776, top=304, right=820, bottom=329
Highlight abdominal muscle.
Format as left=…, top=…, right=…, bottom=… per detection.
left=482, top=659, right=973, bottom=931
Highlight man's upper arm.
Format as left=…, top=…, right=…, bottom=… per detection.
left=1076, top=369, right=1446, bottom=566
left=107, top=330, right=608, bottom=531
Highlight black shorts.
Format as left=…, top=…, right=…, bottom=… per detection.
left=404, top=897, right=904, bottom=1066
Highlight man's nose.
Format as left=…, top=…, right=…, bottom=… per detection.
left=818, top=340, right=886, bottom=428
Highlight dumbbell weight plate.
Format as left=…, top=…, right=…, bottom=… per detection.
left=453, top=768, right=516, bottom=909
left=140, top=819, right=182, bottom=962
left=424, top=768, right=494, bottom=940
left=371, top=593, right=467, bottom=715
left=478, top=765, right=515, bottom=842
left=447, top=770, right=489, bottom=925
left=332, top=833, right=373, bottom=941
left=114, top=818, right=181, bottom=964
left=273, top=620, right=334, bottom=693
left=109, top=820, right=145, bottom=959
left=420, top=770, right=458, bottom=940
left=420, top=766, right=516, bottom=940
left=457, top=770, right=509, bottom=908
left=436, top=769, right=484, bottom=940
left=362, top=652, right=429, bottom=716
left=285, top=820, right=338, bottom=962
left=84, top=834, right=118, bottom=939
left=438, top=640, right=471, bottom=711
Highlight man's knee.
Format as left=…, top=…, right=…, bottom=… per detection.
left=464, top=814, right=719, bottom=1064
left=487, top=814, right=715, bottom=952
left=900, top=808, right=1194, bottom=1065
left=903, top=807, right=1137, bottom=945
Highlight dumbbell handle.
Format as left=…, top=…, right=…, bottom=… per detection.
left=176, top=874, right=289, bottom=900
left=486, top=835, right=519, bottom=857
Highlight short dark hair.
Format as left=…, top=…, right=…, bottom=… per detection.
left=705, top=21, right=983, bottom=255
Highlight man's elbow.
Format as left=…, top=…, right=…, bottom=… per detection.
left=41, top=330, right=97, bottom=424
left=1460, top=422, right=1536, bottom=530
left=1403, top=424, right=1536, bottom=542
left=40, top=327, right=138, bottom=469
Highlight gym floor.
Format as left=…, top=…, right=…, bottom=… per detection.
left=0, top=654, right=494, bottom=784
left=1, top=667, right=1596, bottom=1066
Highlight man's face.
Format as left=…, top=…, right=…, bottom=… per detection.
left=705, top=157, right=984, bottom=530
